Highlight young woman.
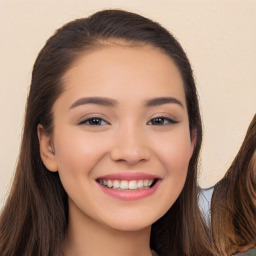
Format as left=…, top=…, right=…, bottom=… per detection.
left=211, top=114, right=256, bottom=256
left=0, top=10, right=213, bottom=256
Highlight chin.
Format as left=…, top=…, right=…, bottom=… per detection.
left=108, top=220, right=152, bottom=232
left=101, top=209, right=165, bottom=232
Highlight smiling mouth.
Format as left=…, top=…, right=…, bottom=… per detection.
left=96, top=178, right=158, bottom=190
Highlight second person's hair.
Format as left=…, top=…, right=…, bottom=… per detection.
left=211, top=114, right=256, bottom=255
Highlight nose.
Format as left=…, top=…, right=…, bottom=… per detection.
left=110, top=128, right=151, bottom=165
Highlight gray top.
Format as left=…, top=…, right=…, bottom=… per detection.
left=233, top=248, right=256, bottom=255
left=198, top=186, right=214, bottom=225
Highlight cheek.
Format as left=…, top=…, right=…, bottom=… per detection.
left=153, top=128, right=193, bottom=172
left=147, top=132, right=192, bottom=218
left=54, top=130, right=108, bottom=177
left=161, top=136, right=191, bottom=184
left=53, top=130, right=111, bottom=209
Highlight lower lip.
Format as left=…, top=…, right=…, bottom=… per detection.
left=97, top=180, right=161, bottom=201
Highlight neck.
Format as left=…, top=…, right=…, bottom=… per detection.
left=62, top=203, right=152, bottom=256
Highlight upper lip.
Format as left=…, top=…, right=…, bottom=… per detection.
left=96, top=172, right=161, bottom=181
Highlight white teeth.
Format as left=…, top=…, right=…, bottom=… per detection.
left=107, top=180, right=113, bottom=188
left=98, top=178, right=155, bottom=190
left=148, top=180, right=153, bottom=187
left=143, top=180, right=150, bottom=187
left=128, top=180, right=138, bottom=190
left=120, top=180, right=129, bottom=190
left=137, top=180, right=143, bottom=189
left=113, top=180, right=120, bottom=189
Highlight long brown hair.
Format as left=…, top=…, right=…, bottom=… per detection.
left=0, top=9, right=213, bottom=256
left=211, top=114, right=256, bottom=255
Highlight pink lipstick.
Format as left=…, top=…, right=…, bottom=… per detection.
left=96, top=172, right=161, bottom=201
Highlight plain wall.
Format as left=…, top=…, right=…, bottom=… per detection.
left=0, top=0, right=255, bottom=207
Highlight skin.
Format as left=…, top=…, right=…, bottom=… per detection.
left=38, top=44, right=196, bottom=256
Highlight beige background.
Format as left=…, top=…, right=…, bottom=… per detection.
left=0, top=0, right=255, bottom=207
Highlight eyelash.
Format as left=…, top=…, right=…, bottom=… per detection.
left=79, top=116, right=177, bottom=126
left=147, top=116, right=178, bottom=126
left=79, top=117, right=109, bottom=126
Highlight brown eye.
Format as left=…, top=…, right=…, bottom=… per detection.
left=79, top=118, right=108, bottom=126
left=151, top=118, right=165, bottom=125
left=147, top=117, right=177, bottom=126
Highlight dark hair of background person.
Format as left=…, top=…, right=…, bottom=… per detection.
left=211, top=114, right=256, bottom=256
left=0, top=9, right=214, bottom=256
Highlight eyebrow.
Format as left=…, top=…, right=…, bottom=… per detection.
left=69, top=96, right=184, bottom=109
left=145, top=97, right=184, bottom=108
left=69, top=97, right=117, bottom=109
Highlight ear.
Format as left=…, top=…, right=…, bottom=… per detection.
left=189, top=129, right=197, bottom=157
left=37, top=124, right=58, bottom=172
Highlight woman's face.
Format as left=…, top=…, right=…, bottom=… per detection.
left=39, top=44, right=195, bottom=231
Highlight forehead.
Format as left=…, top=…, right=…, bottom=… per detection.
left=59, top=44, right=186, bottom=107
